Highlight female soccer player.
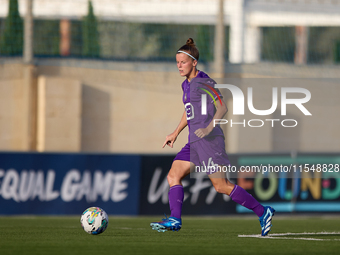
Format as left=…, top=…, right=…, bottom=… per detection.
left=150, top=38, right=275, bottom=236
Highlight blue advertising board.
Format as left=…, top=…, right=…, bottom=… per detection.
left=0, top=153, right=141, bottom=215
left=1, top=152, right=340, bottom=215
left=235, top=154, right=340, bottom=214
left=138, top=154, right=340, bottom=215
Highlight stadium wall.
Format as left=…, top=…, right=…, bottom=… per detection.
left=0, top=59, right=340, bottom=154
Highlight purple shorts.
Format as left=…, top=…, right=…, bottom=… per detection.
left=173, top=135, right=230, bottom=174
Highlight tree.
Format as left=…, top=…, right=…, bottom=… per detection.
left=262, top=27, right=295, bottom=63
left=0, top=0, right=23, bottom=55
left=82, top=0, right=100, bottom=57
left=33, top=20, right=60, bottom=56
left=196, top=25, right=214, bottom=62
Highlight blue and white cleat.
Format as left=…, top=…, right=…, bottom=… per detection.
left=259, top=206, right=275, bottom=236
left=150, top=215, right=182, bottom=232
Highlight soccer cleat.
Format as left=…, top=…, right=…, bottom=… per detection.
left=259, top=206, right=275, bottom=236
left=150, top=215, right=182, bottom=232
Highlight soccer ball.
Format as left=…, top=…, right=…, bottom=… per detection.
left=80, top=207, right=109, bottom=235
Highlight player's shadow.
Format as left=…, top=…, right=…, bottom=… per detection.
left=81, top=85, right=111, bottom=151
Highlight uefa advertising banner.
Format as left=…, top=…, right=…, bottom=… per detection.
left=235, top=154, right=340, bottom=213
left=0, top=153, right=141, bottom=215
left=0, top=152, right=339, bottom=215
left=139, top=154, right=340, bottom=215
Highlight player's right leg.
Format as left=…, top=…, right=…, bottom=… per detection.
left=150, top=159, right=191, bottom=232
left=167, top=159, right=191, bottom=187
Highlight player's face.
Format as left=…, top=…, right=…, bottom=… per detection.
left=176, top=53, right=197, bottom=78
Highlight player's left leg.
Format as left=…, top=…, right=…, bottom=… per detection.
left=209, top=171, right=275, bottom=236
left=209, top=171, right=264, bottom=215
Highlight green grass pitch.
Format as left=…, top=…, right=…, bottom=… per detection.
left=1, top=216, right=340, bottom=255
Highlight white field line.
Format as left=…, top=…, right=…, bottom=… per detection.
left=239, top=232, right=340, bottom=241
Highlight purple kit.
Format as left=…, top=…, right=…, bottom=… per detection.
left=174, top=71, right=230, bottom=172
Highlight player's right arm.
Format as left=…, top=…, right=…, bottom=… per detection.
left=162, top=111, right=187, bottom=148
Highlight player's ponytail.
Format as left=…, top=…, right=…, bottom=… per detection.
left=177, top=38, right=199, bottom=61
left=186, top=38, right=195, bottom=47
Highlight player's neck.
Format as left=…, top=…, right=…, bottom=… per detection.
left=187, top=69, right=198, bottom=82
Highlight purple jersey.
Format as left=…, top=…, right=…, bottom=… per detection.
left=182, top=71, right=224, bottom=143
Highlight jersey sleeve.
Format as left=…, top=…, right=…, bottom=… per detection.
left=198, top=78, right=223, bottom=104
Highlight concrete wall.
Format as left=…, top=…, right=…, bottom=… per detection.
left=0, top=79, right=26, bottom=150
left=0, top=59, right=339, bottom=154
left=34, top=62, right=188, bottom=153
left=37, top=76, right=82, bottom=151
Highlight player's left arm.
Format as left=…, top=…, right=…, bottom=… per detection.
left=194, top=99, right=228, bottom=138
